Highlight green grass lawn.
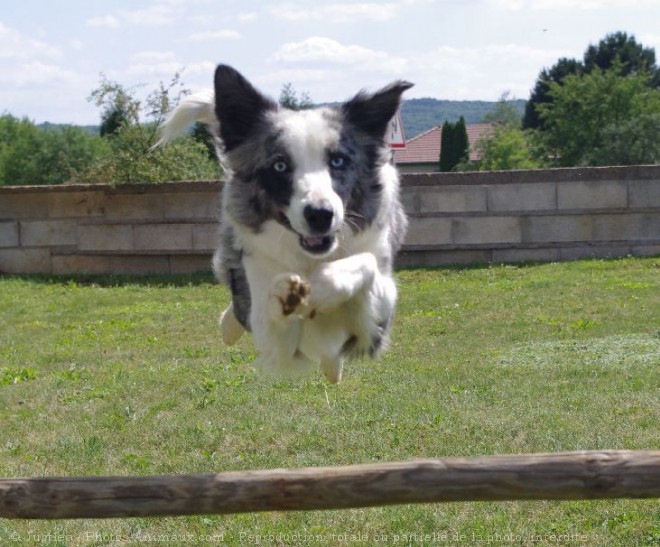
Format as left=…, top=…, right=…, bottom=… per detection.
left=1, top=257, right=658, bottom=546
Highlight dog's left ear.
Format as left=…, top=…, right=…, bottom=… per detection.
left=342, top=80, right=414, bottom=140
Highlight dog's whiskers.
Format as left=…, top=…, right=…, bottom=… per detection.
left=344, top=213, right=364, bottom=233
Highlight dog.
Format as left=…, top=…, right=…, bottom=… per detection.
left=158, top=65, right=412, bottom=383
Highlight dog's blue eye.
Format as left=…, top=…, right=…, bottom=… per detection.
left=272, top=160, right=289, bottom=173
left=329, top=154, right=348, bottom=169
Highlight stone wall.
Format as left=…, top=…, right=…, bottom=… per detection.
left=398, top=165, right=660, bottom=267
left=1, top=165, right=659, bottom=275
left=0, top=181, right=220, bottom=275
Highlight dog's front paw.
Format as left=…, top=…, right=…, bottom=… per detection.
left=269, top=273, right=310, bottom=320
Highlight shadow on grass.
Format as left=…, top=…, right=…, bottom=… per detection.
left=397, top=254, right=651, bottom=273
left=2, top=255, right=651, bottom=287
left=4, top=263, right=502, bottom=288
left=0, top=272, right=218, bottom=287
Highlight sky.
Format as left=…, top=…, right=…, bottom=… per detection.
left=2, top=0, right=660, bottom=125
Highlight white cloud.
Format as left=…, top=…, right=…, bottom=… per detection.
left=183, top=61, right=216, bottom=76
left=0, top=70, right=98, bottom=124
left=273, top=2, right=399, bottom=23
left=130, top=7, right=174, bottom=26
left=131, top=51, right=177, bottom=63
left=265, top=37, right=414, bottom=103
left=0, top=22, right=89, bottom=122
left=275, top=37, right=369, bottom=63
left=0, top=60, right=79, bottom=87
left=119, top=5, right=178, bottom=26
left=161, top=0, right=214, bottom=6
left=87, top=14, right=120, bottom=28
left=122, top=60, right=184, bottom=78
left=0, top=21, right=61, bottom=59
left=108, top=57, right=216, bottom=88
left=258, top=64, right=416, bottom=105
left=87, top=3, right=182, bottom=29
left=237, top=12, right=259, bottom=23
left=639, top=32, right=660, bottom=52
left=181, top=61, right=217, bottom=79
left=410, top=43, right=572, bottom=100
left=255, top=68, right=329, bottom=100
left=187, top=30, right=242, bottom=42
left=273, top=37, right=407, bottom=73
left=490, top=0, right=656, bottom=9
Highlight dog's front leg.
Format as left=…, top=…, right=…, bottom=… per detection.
left=251, top=273, right=313, bottom=371
left=309, top=252, right=383, bottom=313
left=267, top=273, right=311, bottom=320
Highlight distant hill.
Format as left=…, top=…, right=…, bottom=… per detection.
left=37, top=122, right=99, bottom=135
left=36, top=98, right=526, bottom=141
left=400, top=98, right=526, bottom=139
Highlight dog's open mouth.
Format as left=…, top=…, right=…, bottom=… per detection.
left=276, top=211, right=337, bottom=255
left=299, top=234, right=335, bottom=255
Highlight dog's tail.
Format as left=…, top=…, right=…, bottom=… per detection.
left=153, top=89, right=217, bottom=148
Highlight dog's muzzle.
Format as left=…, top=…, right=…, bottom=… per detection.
left=300, top=204, right=336, bottom=255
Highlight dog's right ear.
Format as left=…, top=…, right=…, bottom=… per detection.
left=214, top=65, right=277, bottom=151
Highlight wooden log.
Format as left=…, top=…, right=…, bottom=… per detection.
left=0, top=450, right=658, bottom=519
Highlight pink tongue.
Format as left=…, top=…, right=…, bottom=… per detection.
left=303, top=236, right=325, bottom=246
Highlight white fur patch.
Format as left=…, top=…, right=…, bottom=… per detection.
left=272, top=109, right=344, bottom=241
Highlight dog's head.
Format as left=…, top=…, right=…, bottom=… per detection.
left=214, top=65, right=413, bottom=258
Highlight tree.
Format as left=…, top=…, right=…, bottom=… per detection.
left=536, top=64, right=660, bottom=166
left=100, top=107, right=130, bottom=138
left=0, top=115, right=42, bottom=185
left=90, top=75, right=140, bottom=137
left=584, top=31, right=659, bottom=81
left=453, top=117, right=469, bottom=167
left=279, top=83, right=313, bottom=110
left=439, top=121, right=453, bottom=172
left=523, top=58, right=583, bottom=130
left=524, top=31, right=660, bottom=130
left=586, top=112, right=660, bottom=166
left=485, top=92, right=524, bottom=127
left=439, top=118, right=469, bottom=172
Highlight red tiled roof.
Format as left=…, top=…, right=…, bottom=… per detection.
left=393, top=123, right=494, bottom=164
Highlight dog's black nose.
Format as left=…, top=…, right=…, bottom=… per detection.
left=304, top=205, right=334, bottom=234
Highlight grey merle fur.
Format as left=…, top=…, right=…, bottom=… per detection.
left=210, top=64, right=412, bottom=333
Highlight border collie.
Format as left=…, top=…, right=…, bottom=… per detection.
left=158, top=65, right=412, bottom=383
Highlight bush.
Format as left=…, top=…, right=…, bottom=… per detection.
left=586, top=112, right=660, bottom=166
left=476, top=127, right=543, bottom=171
left=0, top=115, right=107, bottom=185
left=0, top=73, right=222, bottom=186
left=77, top=128, right=219, bottom=184
left=79, top=74, right=220, bottom=184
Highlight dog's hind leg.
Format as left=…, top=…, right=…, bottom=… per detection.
left=320, top=356, right=343, bottom=384
left=220, top=302, right=245, bottom=345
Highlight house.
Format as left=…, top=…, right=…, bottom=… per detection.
left=393, top=123, right=493, bottom=173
